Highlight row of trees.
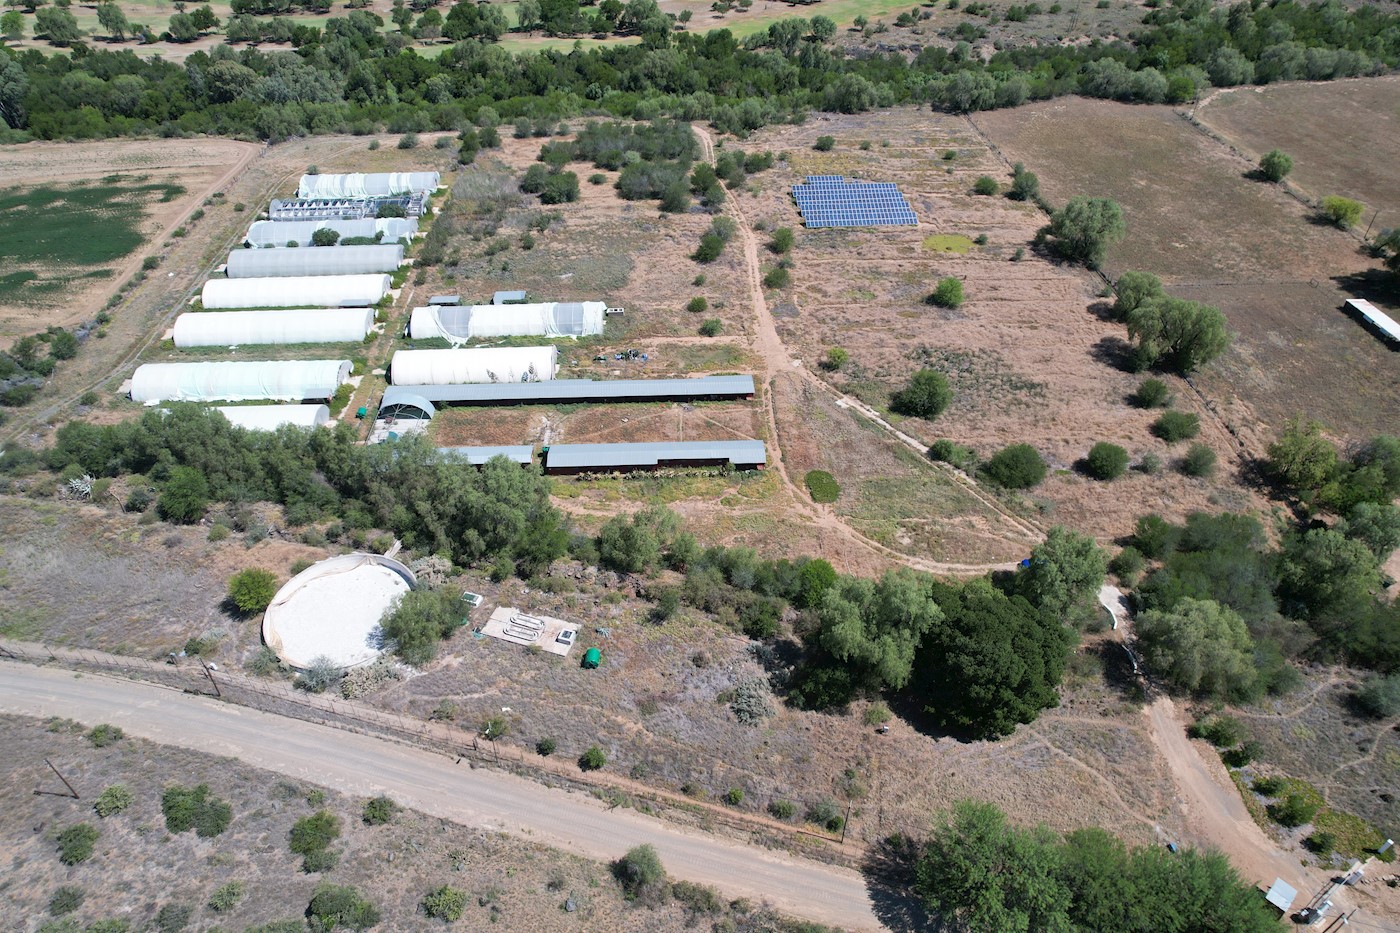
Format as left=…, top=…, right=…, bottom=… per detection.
left=3, top=0, right=1398, bottom=142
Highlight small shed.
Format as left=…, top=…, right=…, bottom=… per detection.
left=582, top=647, right=602, bottom=669
left=428, top=295, right=460, bottom=306
left=1264, top=878, right=1296, bottom=914
left=493, top=290, right=528, bottom=305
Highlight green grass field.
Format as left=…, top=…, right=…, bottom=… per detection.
left=0, top=177, right=183, bottom=307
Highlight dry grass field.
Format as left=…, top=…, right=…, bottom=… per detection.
left=0, top=713, right=743, bottom=933
left=975, top=98, right=1400, bottom=446
left=1194, top=76, right=1400, bottom=222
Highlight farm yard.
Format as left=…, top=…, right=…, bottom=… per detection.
left=974, top=96, right=1400, bottom=445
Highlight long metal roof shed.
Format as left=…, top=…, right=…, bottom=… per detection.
left=543, top=440, right=766, bottom=473
left=1345, top=298, right=1400, bottom=345
left=438, top=445, right=535, bottom=466
left=380, top=375, right=755, bottom=416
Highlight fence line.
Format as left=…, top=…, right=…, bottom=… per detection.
left=0, top=638, right=860, bottom=857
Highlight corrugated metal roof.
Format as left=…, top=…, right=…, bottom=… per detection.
left=493, top=290, right=528, bottom=304
left=438, top=445, right=535, bottom=465
left=381, top=375, right=754, bottom=408
left=545, top=440, right=766, bottom=470
left=1264, top=878, right=1296, bottom=913
left=1346, top=298, right=1400, bottom=343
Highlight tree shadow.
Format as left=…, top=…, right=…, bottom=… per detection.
left=1094, top=639, right=1148, bottom=705
left=1332, top=268, right=1400, bottom=306
left=1087, top=299, right=1119, bottom=322
left=1089, top=335, right=1137, bottom=372
left=884, top=691, right=978, bottom=745
left=862, top=835, right=945, bottom=933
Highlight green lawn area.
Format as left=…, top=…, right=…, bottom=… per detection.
left=922, top=234, right=973, bottom=254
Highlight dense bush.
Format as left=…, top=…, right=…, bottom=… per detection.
left=86, top=723, right=124, bottom=747
left=1259, top=149, right=1293, bottom=183
left=1084, top=442, right=1128, bottom=480
left=983, top=444, right=1047, bottom=488
left=890, top=369, right=953, bottom=419
left=1321, top=195, right=1364, bottom=229
left=362, top=796, right=398, bottom=826
left=421, top=886, right=467, bottom=922
left=290, top=810, right=341, bottom=857
left=1268, top=791, right=1319, bottom=828
left=208, top=882, right=245, bottom=913
left=579, top=745, right=606, bottom=771
left=614, top=844, right=666, bottom=900
left=1181, top=443, right=1217, bottom=477
left=1152, top=410, right=1200, bottom=442
left=1044, top=196, right=1124, bottom=267
left=56, top=823, right=99, bottom=865
left=161, top=784, right=232, bottom=838
left=804, top=470, right=840, bottom=503
left=306, top=884, right=379, bottom=931
left=973, top=175, right=999, bottom=195
left=1354, top=673, right=1400, bottom=718
left=379, top=588, right=463, bottom=666
left=814, top=135, right=835, bottom=151
left=48, top=886, right=85, bottom=916
left=227, top=568, right=277, bottom=614
left=93, top=784, right=134, bottom=818
left=927, top=277, right=964, bottom=309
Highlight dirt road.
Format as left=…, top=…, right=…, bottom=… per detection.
left=0, top=663, right=885, bottom=932
left=1145, top=696, right=1320, bottom=898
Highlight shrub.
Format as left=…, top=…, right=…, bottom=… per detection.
left=208, top=881, right=245, bottom=913
left=613, top=844, right=666, bottom=899
left=1152, top=410, right=1200, bottom=442
left=1131, top=378, right=1173, bottom=408
left=306, top=885, right=380, bottom=931
left=397, top=132, right=418, bottom=149
left=1321, top=195, right=1364, bottom=229
left=300, top=848, right=340, bottom=873
left=698, top=318, right=723, bottom=337
left=1355, top=673, right=1400, bottom=718
left=890, top=369, right=952, bottom=419
left=1181, top=443, right=1217, bottom=477
left=227, top=568, right=277, bottom=614
left=290, top=810, right=341, bottom=856
left=1085, top=442, right=1129, bottom=480
left=693, top=233, right=725, bottom=263
left=763, top=267, right=791, bottom=289
left=927, top=277, right=964, bottom=309
left=1305, top=830, right=1336, bottom=856
left=1188, top=715, right=1243, bottom=747
left=804, top=470, right=840, bottom=503
left=421, top=885, right=467, bottom=921
left=154, top=904, right=194, bottom=933
left=814, top=135, right=835, bottom=151
left=158, top=466, right=209, bottom=523
left=973, top=175, right=999, bottom=195
left=983, top=444, right=1047, bottom=489
left=1221, top=740, right=1261, bottom=768
left=362, top=795, right=398, bottom=826
left=1108, top=546, right=1145, bottom=583
left=769, top=227, right=794, bottom=253
left=56, top=823, right=99, bottom=865
left=928, top=439, right=977, bottom=471
left=686, top=296, right=707, bottom=314
left=769, top=799, right=797, bottom=820
left=1259, top=149, right=1293, bottom=183
left=142, top=255, right=160, bottom=271
left=161, top=784, right=232, bottom=837
left=1252, top=776, right=1286, bottom=797
left=863, top=702, right=892, bottom=726
left=536, top=737, right=557, bottom=756
left=723, top=787, right=745, bottom=806
left=806, top=799, right=844, bottom=832
left=730, top=677, right=775, bottom=724
left=93, top=784, right=134, bottom=818
left=1269, top=792, right=1319, bottom=828
left=822, top=347, right=849, bottom=371
left=48, top=886, right=85, bottom=916
left=297, top=656, right=342, bottom=694
left=579, top=745, right=606, bottom=771
left=671, top=880, right=723, bottom=914
left=86, top=723, right=124, bottom=747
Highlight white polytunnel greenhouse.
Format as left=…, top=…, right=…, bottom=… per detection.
left=173, top=308, right=375, bottom=347
left=390, top=347, right=558, bottom=386
left=226, top=244, right=405, bottom=279
left=408, top=302, right=607, bottom=343
left=297, top=172, right=441, bottom=199
left=201, top=274, right=391, bottom=309
left=215, top=404, right=331, bottom=431
left=131, top=360, right=352, bottom=404
left=244, top=218, right=418, bottom=248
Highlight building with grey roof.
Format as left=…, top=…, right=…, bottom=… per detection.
left=542, top=440, right=766, bottom=474
left=378, top=375, right=756, bottom=419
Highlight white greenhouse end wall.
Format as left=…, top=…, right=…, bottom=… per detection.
left=408, top=302, right=606, bottom=342
left=215, top=405, right=331, bottom=431
left=201, top=274, right=391, bottom=309
left=173, top=309, right=375, bottom=347
left=131, top=360, right=352, bottom=403
left=390, top=347, right=559, bottom=386
left=297, top=172, right=440, bottom=199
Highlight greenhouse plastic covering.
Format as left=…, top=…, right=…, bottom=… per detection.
left=173, top=309, right=375, bottom=347
left=215, top=405, right=331, bottom=431
left=408, top=302, right=606, bottom=342
left=226, top=244, right=404, bottom=279
left=297, top=172, right=440, bottom=199
left=390, top=347, right=558, bottom=386
left=131, top=360, right=352, bottom=403
left=244, top=218, right=417, bottom=248
left=201, top=275, right=391, bottom=309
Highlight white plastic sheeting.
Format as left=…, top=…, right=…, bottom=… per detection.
left=262, top=553, right=417, bottom=669
left=297, top=172, right=440, bottom=199
left=174, top=309, right=375, bottom=347
left=201, top=275, right=391, bottom=309
left=408, top=302, right=606, bottom=342
left=215, top=404, right=331, bottom=431
left=390, top=347, right=558, bottom=386
left=131, top=360, right=352, bottom=403
left=244, top=218, right=418, bottom=248
left=226, top=244, right=405, bottom=279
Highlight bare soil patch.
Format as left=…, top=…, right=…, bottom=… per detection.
left=975, top=98, right=1400, bottom=446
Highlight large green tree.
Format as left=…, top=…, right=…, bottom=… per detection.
left=1276, top=528, right=1381, bottom=619
left=917, top=578, right=1072, bottom=737
left=34, top=6, right=80, bottom=44
left=380, top=587, right=462, bottom=666
left=1124, top=296, right=1231, bottom=374
left=890, top=369, right=953, bottom=420
left=815, top=569, right=944, bottom=694
left=1044, top=196, right=1124, bottom=267
left=1266, top=416, right=1338, bottom=494
left=1018, top=526, right=1107, bottom=622
left=1134, top=597, right=1259, bottom=701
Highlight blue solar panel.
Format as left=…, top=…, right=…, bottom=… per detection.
left=791, top=175, right=917, bottom=229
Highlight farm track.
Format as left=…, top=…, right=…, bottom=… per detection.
left=693, top=125, right=1040, bottom=576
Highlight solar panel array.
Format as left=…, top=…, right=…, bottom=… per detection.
left=792, top=175, right=918, bottom=228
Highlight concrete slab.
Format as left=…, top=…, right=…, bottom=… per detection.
left=481, top=606, right=578, bottom=657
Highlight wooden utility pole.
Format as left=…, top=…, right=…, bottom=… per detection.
left=36, top=759, right=79, bottom=799
left=202, top=662, right=221, bottom=698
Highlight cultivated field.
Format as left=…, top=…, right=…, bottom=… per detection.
left=1194, top=76, right=1400, bottom=223
left=0, top=713, right=756, bottom=933
left=975, top=98, right=1400, bottom=446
